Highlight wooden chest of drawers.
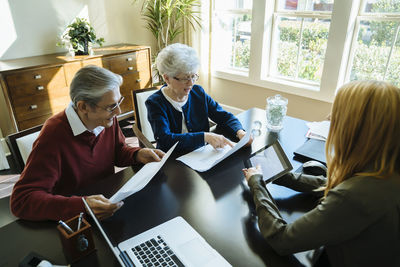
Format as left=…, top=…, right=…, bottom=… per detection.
left=0, top=44, right=152, bottom=132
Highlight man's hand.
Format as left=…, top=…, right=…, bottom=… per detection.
left=85, top=195, right=123, bottom=220
left=204, top=132, right=233, bottom=149
left=136, top=148, right=165, bottom=164
left=236, top=129, right=253, bottom=146
left=242, top=165, right=262, bottom=183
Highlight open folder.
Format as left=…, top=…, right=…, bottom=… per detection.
left=176, top=132, right=251, bottom=172
left=109, top=142, right=178, bottom=203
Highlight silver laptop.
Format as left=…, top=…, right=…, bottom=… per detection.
left=82, top=198, right=231, bottom=267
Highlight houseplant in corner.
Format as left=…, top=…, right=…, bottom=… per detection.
left=57, top=18, right=105, bottom=56
left=133, top=0, right=201, bottom=83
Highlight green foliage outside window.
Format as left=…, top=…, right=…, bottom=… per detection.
left=230, top=0, right=399, bottom=86
left=369, top=0, right=400, bottom=46
left=277, top=21, right=329, bottom=82
left=233, top=40, right=251, bottom=69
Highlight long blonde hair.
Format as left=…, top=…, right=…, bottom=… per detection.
left=324, top=80, right=400, bottom=196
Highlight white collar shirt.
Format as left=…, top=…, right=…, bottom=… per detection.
left=65, top=102, right=104, bottom=137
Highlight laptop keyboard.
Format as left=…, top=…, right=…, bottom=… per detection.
left=129, top=235, right=184, bottom=267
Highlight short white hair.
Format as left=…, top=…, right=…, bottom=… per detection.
left=156, top=43, right=200, bottom=77
left=70, top=65, right=122, bottom=107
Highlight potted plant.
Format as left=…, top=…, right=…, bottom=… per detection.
left=57, top=18, right=105, bottom=55
left=133, top=0, right=201, bottom=83
left=137, top=0, right=201, bottom=51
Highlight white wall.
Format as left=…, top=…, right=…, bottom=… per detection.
left=0, top=0, right=156, bottom=60
left=209, top=77, right=332, bottom=122
left=0, top=0, right=156, bottom=136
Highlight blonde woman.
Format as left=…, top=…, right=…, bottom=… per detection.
left=243, top=80, right=400, bottom=267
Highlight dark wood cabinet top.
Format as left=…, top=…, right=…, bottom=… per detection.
left=0, top=44, right=150, bottom=73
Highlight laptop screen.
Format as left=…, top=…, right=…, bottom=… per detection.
left=82, top=197, right=128, bottom=267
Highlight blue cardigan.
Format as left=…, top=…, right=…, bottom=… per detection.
left=145, top=85, right=243, bottom=152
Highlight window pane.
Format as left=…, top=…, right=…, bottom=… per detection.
left=386, top=43, right=400, bottom=87
left=350, top=20, right=399, bottom=85
left=275, top=17, right=300, bottom=79
left=213, top=13, right=252, bottom=70
left=364, top=0, right=400, bottom=14
left=273, top=16, right=330, bottom=83
left=277, top=0, right=334, bottom=12
left=215, top=0, right=252, bottom=10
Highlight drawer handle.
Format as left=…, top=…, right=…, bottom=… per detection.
left=37, top=85, right=44, bottom=90
left=126, top=58, right=133, bottom=62
left=127, top=67, right=134, bottom=71
left=30, top=105, right=38, bottom=110
left=136, top=79, right=141, bottom=83
left=34, top=74, right=42, bottom=79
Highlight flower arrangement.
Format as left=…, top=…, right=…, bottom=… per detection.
left=57, top=18, right=105, bottom=55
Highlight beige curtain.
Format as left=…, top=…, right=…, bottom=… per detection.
left=182, top=18, right=193, bottom=47
left=179, top=1, right=213, bottom=95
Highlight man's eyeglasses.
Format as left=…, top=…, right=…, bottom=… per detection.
left=173, top=74, right=199, bottom=83
left=96, top=96, right=124, bottom=113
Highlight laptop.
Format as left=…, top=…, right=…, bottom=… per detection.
left=82, top=198, right=232, bottom=267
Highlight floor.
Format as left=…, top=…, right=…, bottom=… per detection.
left=0, top=117, right=138, bottom=227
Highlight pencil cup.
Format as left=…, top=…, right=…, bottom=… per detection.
left=57, top=214, right=95, bottom=263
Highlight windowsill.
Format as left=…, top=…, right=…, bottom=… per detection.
left=213, top=70, right=334, bottom=103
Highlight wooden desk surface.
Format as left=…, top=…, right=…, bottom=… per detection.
left=0, top=108, right=316, bottom=267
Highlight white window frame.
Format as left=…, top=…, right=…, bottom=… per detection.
left=212, top=3, right=253, bottom=75
left=268, top=8, right=332, bottom=85
left=345, top=6, right=400, bottom=83
left=209, top=0, right=362, bottom=103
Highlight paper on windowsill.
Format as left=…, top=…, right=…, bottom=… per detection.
left=176, top=132, right=251, bottom=172
left=109, top=142, right=178, bottom=203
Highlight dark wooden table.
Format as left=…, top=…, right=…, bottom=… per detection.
left=0, top=108, right=318, bottom=267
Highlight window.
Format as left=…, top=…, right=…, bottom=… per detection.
left=208, top=0, right=400, bottom=101
left=270, top=0, right=334, bottom=84
left=347, top=0, right=400, bottom=87
left=212, top=0, right=253, bottom=72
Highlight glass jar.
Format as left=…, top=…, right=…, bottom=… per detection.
left=266, top=94, right=288, bottom=132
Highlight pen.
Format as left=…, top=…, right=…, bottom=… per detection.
left=59, top=220, right=74, bottom=234
left=77, top=212, right=84, bottom=231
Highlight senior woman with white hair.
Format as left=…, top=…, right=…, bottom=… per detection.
left=146, top=43, right=252, bottom=152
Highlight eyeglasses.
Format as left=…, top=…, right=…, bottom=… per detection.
left=173, top=74, right=199, bottom=83
left=95, top=96, right=124, bottom=113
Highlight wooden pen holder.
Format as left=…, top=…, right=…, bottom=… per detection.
left=57, top=214, right=95, bottom=263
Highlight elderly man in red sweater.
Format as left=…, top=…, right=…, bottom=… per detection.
left=10, top=65, right=165, bottom=221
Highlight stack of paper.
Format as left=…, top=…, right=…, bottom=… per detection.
left=305, top=121, right=330, bottom=141
left=176, top=132, right=251, bottom=172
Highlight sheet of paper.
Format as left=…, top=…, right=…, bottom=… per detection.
left=306, top=121, right=330, bottom=140
left=109, top=143, right=178, bottom=203
left=176, top=132, right=251, bottom=172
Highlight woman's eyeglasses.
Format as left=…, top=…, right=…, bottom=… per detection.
left=173, top=74, right=199, bottom=83
left=96, top=96, right=124, bottom=113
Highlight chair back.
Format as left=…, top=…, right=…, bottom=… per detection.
left=7, top=125, right=42, bottom=173
left=132, top=87, right=159, bottom=144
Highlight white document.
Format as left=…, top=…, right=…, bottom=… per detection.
left=109, top=143, right=178, bottom=203
left=306, top=121, right=330, bottom=141
left=176, top=132, right=251, bottom=172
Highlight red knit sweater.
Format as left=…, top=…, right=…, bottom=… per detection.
left=10, top=111, right=140, bottom=221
